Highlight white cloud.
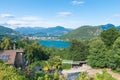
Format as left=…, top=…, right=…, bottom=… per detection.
left=72, top=0, right=85, bottom=5
left=6, top=20, right=28, bottom=26
left=103, top=14, right=120, bottom=26
left=0, top=15, right=63, bottom=29
left=57, top=12, right=72, bottom=17
left=20, top=16, right=40, bottom=21
left=0, top=13, right=15, bottom=18
left=0, top=13, right=79, bottom=29
left=114, top=14, right=120, bottom=17
left=5, top=16, right=43, bottom=28
left=105, top=14, right=120, bottom=22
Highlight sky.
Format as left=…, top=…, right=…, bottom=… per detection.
left=0, top=0, right=120, bottom=29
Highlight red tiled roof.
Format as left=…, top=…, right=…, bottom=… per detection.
left=0, top=50, right=23, bottom=64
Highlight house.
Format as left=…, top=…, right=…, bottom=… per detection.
left=0, top=50, right=25, bottom=69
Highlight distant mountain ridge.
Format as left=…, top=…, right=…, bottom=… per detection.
left=0, top=25, right=22, bottom=39
left=15, top=26, right=72, bottom=36
left=0, top=25, right=17, bottom=34
left=100, top=23, right=120, bottom=30
left=1, top=23, right=120, bottom=40
left=100, top=24, right=115, bottom=30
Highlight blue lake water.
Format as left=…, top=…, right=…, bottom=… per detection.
left=38, top=40, right=70, bottom=48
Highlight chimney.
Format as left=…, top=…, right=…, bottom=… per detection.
left=13, top=41, right=16, bottom=50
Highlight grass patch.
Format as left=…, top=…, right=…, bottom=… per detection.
left=62, top=64, right=71, bottom=70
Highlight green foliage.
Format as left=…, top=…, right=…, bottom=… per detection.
left=16, top=40, right=26, bottom=49
left=24, top=41, right=49, bottom=63
left=87, top=28, right=120, bottom=72
left=37, top=70, right=61, bottom=80
left=87, top=38, right=108, bottom=68
left=75, top=70, right=116, bottom=80
left=107, top=37, right=120, bottom=71
left=61, top=26, right=102, bottom=40
left=62, top=64, right=71, bottom=70
left=0, top=63, right=28, bottom=80
left=37, top=73, right=53, bottom=80
left=26, top=56, right=62, bottom=80
left=0, top=59, right=4, bottom=63
left=75, top=72, right=87, bottom=80
left=47, top=47, right=70, bottom=60
left=100, top=28, right=120, bottom=47
left=75, top=71, right=93, bottom=80
left=95, top=69, right=116, bottom=80
left=0, top=37, right=13, bottom=50
left=43, top=56, right=62, bottom=70
left=46, top=39, right=89, bottom=61
left=69, top=40, right=89, bottom=61
left=27, top=61, right=43, bottom=70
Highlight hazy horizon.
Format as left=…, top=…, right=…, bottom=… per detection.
left=0, top=0, right=120, bottom=29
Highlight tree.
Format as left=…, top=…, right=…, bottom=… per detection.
left=16, top=40, right=26, bottom=49
left=109, top=37, right=120, bottom=71
left=24, top=41, right=49, bottom=63
left=0, top=37, right=13, bottom=50
left=87, top=36, right=120, bottom=72
left=75, top=72, right=88, bottom=80
left=0, top=63, right=28, bottom=80
left=87, top=38, right=108, bottom=68
left=100, top=28, right=120, bottom=47
left=69, top=40, right=89, bottom=61
left=43, top=56, right=62, bottom=71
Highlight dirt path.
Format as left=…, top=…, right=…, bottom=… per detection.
left=83, top=64, right=120, bottom=80
left=62, top=64, right=120, bottom=80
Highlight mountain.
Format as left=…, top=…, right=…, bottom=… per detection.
left=100, top=24, right=115, bottom=30
left=100, top=23, right=120, bottom=30
left=61, top=26, right=102, bottom=40
left=15, top=27, right=44, bottom=34
left=15, top=26, right=72, bottom=36
left=0, top=25, right=22, bottom=40
left=0, top=25, right=17, bottom=34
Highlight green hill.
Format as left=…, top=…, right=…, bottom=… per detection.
left=61, top=26, right=102, bottom=40
left=0, top=25, right=17, bottom=34
left=0, top=25, right=23, bottom=40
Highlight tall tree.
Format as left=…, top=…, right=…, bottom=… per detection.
left=0, top=37, right=13, bottom=50
left=69, top=40, right=89, bottom=61
left=109, top=37, right=120, bottom=71
left=100, top=28, right=120, bottom=47
left=24, top=41, right=49, bottom=63
left=87, top=38, right=108, bottom=68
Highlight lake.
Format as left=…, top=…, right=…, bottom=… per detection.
left=38, top=40, right=70, bottom=48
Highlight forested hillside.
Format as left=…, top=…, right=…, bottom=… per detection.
left=61, top=26, right=102, bottom=40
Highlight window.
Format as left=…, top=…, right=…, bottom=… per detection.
left=0, top=54, right=9, bottom=61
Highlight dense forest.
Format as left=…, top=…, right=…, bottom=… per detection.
left=0, top=27, right=120, bottom=80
